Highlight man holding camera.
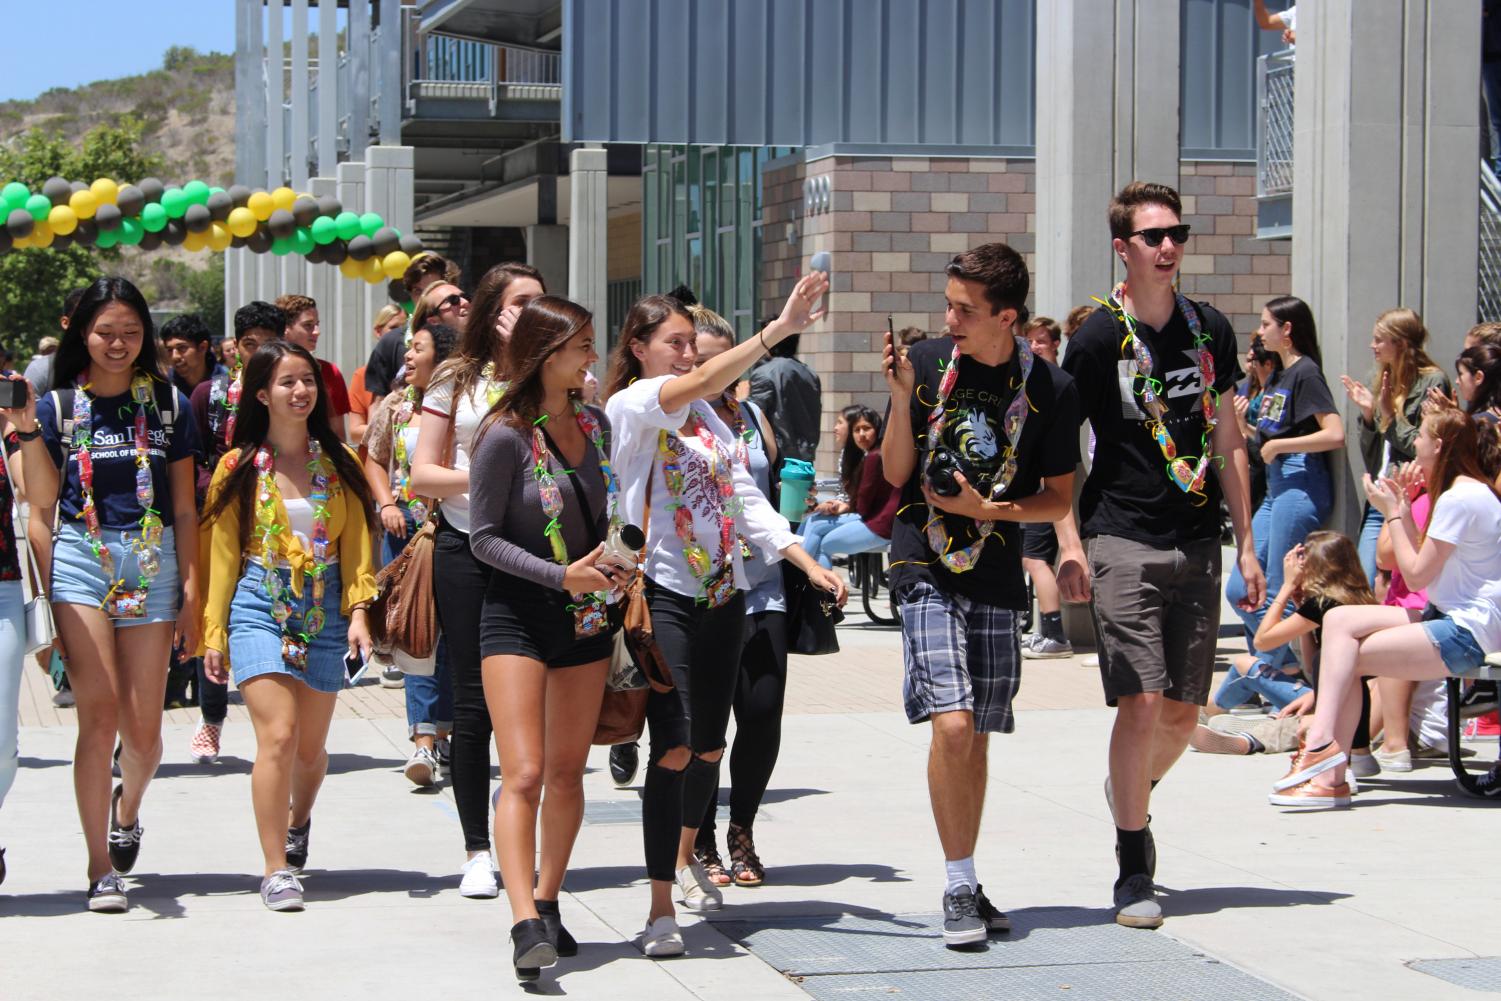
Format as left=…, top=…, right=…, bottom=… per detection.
left=1056, top=181, right=1262, bottom=929
left=882, top=243, right=1079, bottom=948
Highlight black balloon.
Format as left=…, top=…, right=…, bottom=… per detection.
left=42, top=176, right=72, bottom=205
left=206, top=191, right=233, bottom=222
left=227, top=184, right=252, bottom=208
left=115, top=185, right=145, bottom=217
left=292, top=197, right=319, bottom=228
left=322, top=240, right=347, bottom=265
left=138, top=177, right=165, bottom=204
left=371, top=226, right=400, bottom=257
left=138, top=230, right=163, bottom=251
left=183, top=203, right=212, bottom=233
left=346, top=234, right=374, bottom=261
left=316, top=195, right=341, bottom=218
left=0, top=230, right=11, bottom=253
left=69, top=180, right=88, bottom=194
left=5, top=209, right=34, bottom=239
left=267, top=208, right=296, bottom=239
left=94, top=203, right=122, bottom=232
left=162, top=219, right=187, bottom=246
left=230, top=235, right=248, bottom=249
left=398, top=233, right=425, bottom=256
left=73, top=219, right=97, bottom=245
left=306, top=243, right=326, bottom=264
left=245, top=228, right=273, bottom=254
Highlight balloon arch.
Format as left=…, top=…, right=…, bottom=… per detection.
left=0, top=176, right=424, bottom=285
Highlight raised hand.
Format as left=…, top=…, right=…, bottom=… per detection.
left=1341, top=374, right=1374, bottom=423
left=882, top=329, right=915, bottom=398
left=775, top=271, right=831, bottom=333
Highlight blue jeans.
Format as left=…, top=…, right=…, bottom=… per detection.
left=803, top=514, right=886, bottom=569
left=1357, top=501, right=1384, bottom=586
left=1226, top=451, right=1332, bottom=669
left=385, top=520, right=454, bottom=739
left=1213, top=656, right=1311, bottom=712
left=0, top=581, right=26, bottom=811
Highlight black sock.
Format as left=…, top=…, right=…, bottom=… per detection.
left=1150, top=778, right=1159, bottom=790
left=1116, top=826, right=1150, bottom=882
left=1243, top=733, right=1266, bottom=754
left=1307, top=741, right=1332, bottom=754
left=1040, top=611, right=1065, bottom=641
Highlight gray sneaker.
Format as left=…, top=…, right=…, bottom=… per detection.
left=260, top=869, right=305, bottom=912
left=941, top=886, right=987, bottom=947
left=285, top=819, right=311, bottom=874
left=1023, top=635, right=1073, bottom=659
left=1113, top=873, right=1162, bottom=929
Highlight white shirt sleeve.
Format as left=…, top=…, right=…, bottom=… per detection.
left=1281, top=5, right=1295, bottom=31
left=1426, top=484, right=1474, bottom=546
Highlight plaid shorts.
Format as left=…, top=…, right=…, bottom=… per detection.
left=897, top=580, right=1022, bottom=734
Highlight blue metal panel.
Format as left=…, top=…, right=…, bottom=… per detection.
left=1181, top=0, right=1283, bottom=158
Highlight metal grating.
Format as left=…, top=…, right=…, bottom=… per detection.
left=1410, top=957, right=1501, bottom=992
left=1480, top=162, right=1501, bottom=322
left=1257, top=51, right=1296, bottom=198
left=795, top=961, right=1305, bottom=1001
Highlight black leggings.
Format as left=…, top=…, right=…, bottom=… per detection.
left=641, top=581, right=746, bottom=882
left=434, top=517, right=494, bottom=853
left=697, top=609, right=788, bottom=842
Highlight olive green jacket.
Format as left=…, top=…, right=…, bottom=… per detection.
left=1355, top=368, right=1451, bottom=475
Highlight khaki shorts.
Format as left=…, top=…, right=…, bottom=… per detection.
left=1087, top=534, right=1222, bottom=707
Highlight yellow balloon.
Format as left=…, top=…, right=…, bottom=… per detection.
left=10, top=233, right=29, bottom=250
left=48, top=205, right=79, bottom=235
left=362, top=256, right=386, bottom=283
left=226, top=206, right=258, bottom=238
left=69, top=189, right=99, bottom=220
left=91, top=178, right=119, bottom=205
left=247, top=191, right=274, bottom=221
left=183, top=229, right=209, bottom=252
left=30, top=221, right=53, bottom=248
left=382, top=251, right=412, bottom=280
left=339, top=256, right=364, bottom=279
left=271, top=187, right=297, bottom=212
left=208, top=222, right=232, bottom=251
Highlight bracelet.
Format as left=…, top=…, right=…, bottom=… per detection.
left=14, top=425, right=40, bottom=441
left=380, top=503, right=398, bottom=511
left=759, top=328, right=770, bottom=353
left=1385, top=515, right=1402, bottom=523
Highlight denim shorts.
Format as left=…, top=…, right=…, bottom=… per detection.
left=50, top=521, right=180, bottom=626
left=1421, top=615, right=1487, bottom=674
left=229, top=561, right=350, bottom=694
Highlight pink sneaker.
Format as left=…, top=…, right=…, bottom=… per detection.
left=189, top=721, right=222, bottom=764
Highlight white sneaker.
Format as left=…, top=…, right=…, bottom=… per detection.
left=459, top=851, right=499, bottom=898
left=639, top=915, right=685, bottom=957
left=1373, top=747, right=1414, bottom=772
left=675, top=860, right=723, bottom=911
left=404, top=746, right=438, bottom=787
left=1023, top=635, right=1073, bottom=659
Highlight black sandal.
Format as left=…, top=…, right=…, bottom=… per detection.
left=727, top=822, right=764, bottom=887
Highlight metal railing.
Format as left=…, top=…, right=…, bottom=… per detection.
left=1256, top=50, right=1295, bottom=198
left=1479, top=161, right=1501, bottom=322
left=402, top=4, right=561, bottom=110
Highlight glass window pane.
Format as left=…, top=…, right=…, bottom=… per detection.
left=737, top=220, right=754, bottom=315
left=718, top=229, right=736, bottom=326
left=720, top=147, right=736, bottom=227
left=687, top=147, right=701, bottom=237
left=688, top=237, right=703, bottom=299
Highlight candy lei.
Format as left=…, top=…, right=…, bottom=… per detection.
left=73, top=373, right=166, bottom=600
left=1093, top=282, right=1219, bottom=504
left=532, top=403, right=618, bottom=629
left=254, top=439, right=334, bottom=651
left=659, top=408, right=743, bottom=606
left=223, top=354, right=243, bottom=449
left=390, top=387, right=427, bottom=523
left=922, top=337, right=1034, bottom=573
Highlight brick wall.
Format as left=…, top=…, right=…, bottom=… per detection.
left=1177, top=161, right=1292, bottom=336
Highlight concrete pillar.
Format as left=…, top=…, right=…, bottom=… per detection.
left=266, top=0, right=284, bottom=188
left=568, top=147, right=609, bottom=364
left=527, top=226, right=570, bottom=299
left=1292, top=1, right=1480, bottom=533
left=361, top=146, right=413, bottom=375
left=233, top=0, right=266, bottom=188
left=1034, top=0, right=1181, bottom=317
left=337, top=160, right=369, bottom=378
left=377, top=0, right=402, bottom=145
left=317, top=0, right=339, bottom=177
left=349, top=0, right=371, bottom=160
left=309, top=176, right=341, bottom=373
left=290, top=0, right=310, bottom=188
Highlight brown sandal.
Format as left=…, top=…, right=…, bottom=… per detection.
left=694, top=844, right=732, bottom=887
left=727, top=823, right=764, bottom=887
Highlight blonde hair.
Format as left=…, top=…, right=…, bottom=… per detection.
left=689, top=303, right=735, bottom=343
left=1299, top=531, right=1376, bottom=610
left=373, top=303, right=406, bottom=335
left=1372, top=307, right=1440, bottom=431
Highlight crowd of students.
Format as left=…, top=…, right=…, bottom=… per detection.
left=1, top=177, right=1499, bottom=979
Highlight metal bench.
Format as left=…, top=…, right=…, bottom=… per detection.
left=1444, top=658, right=1501, bottom=796
left=849, top=550, right=899, bottom=626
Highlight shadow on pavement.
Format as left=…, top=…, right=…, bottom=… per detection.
left=560, top=861, right=907, bottom=894
left=1155, top=884, right=1351, bottom=916
left=18, top=756, right=68, bottom=770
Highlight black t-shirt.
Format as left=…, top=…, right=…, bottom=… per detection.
left=889, top=337, right=1080, bottom=607
left=365, top=326, right=407, bottom=398
left=1062, top=298, right=1240, bottom=545
left=1255, top=355, right=1335, bottom=443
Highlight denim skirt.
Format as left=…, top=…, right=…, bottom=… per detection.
left=51, top=522, right=180, bottom=626
left=229, top=561, right=349, bottom=694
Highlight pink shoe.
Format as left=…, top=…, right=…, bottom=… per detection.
left=189, top=721, right=222, bottom=764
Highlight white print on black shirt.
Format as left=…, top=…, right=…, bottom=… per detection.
left=1117, top=348, right=1204, bottom=420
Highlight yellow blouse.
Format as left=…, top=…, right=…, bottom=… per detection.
left=200, top=446, right=377, bottom=655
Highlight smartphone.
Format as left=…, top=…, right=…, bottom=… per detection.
left=0, top=379, right=29, bottom=409
left=809, top=251, right=832, bottom=314
left=344, top=648, right=370, bottom=687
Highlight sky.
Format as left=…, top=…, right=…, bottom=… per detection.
left=0, top=1, right=238, bottom=103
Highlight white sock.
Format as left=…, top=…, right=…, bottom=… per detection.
left=944, top=856, right=977, bottom=894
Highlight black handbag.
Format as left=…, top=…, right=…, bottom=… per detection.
left=783, top=561, right=843, bottom=655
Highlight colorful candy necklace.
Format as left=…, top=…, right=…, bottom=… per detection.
left=658, top=408, right=743, bottom=607
left=73, top=372, right=165, bottom=616
left=921, top=336, right=1034, bottom=573
left=390, top=386, right=427, bottom=523
left=1093, top=282, right=1218, bottom=504
left=481, top=362, right=505, bottom=408
left=253, top=438, right=334, bottom=669
left=532, top=402, right=618, bottom=636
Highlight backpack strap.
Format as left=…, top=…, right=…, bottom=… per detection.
left=49, top=389, right=75, bottom=448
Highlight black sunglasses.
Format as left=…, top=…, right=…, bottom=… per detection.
left=438, top=293, right=468, bottom=311
left=1130, top=224, right=1191, bottom=247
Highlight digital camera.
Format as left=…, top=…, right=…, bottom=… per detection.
left=925, top=448, right=968, bottom=497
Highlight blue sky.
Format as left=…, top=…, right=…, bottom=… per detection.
left=1, top=1, right=237, bottom=102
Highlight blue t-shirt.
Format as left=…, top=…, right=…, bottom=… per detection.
left=38, top=379, right=202, bottom=530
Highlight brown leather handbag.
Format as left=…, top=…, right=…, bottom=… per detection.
left=369, top=519, right=439, bottom=658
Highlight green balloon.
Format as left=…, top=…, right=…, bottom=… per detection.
left=140, top=203, right=168, bottom=233
left=1, top=182, right=28, bottom=213
left=310, top=216, right=337, bottom=245
left=359, top=212, right=383, bottom=239
left=24, top=193, right=51, bottom=222
left=334, top=211, right=361, bottom=242
left=292, top=227, right=315, bottom=256
left=95, top=228, right=120, bottom=249
left=183, top=180, right=211, bottom=205
left=118, top=218, right=144, bottom=245
left=270, top=235, right=293, bottom=256
left=209, top=186, right=227, bottom=199
left=161, top=188, right=188, bottom=219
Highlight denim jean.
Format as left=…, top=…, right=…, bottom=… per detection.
left=804, top=515, right=886, bottom=569
left=0, top=581, right=25, bottom=811
left=1356, top=502, right=1384, bottom=586
left=1225, top=451, right=1332, bottom=670
left=1212, top=656, right=1311, bottom=712
left=798, top=512, right=859, bottom=565
left=385, top=517, right=454, bottom=740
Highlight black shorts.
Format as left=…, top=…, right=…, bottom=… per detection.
left=1022, top=522, right=1058, bottom=564
left=479, top=573, right=615, bottom=668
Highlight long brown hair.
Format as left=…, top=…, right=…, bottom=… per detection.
left=431, top=261, right=544, bottom=407
left=1423, top=407, right=1499, bottom=505
left=604, top=294, right=693, bottom=399
left=1298, top=531, right=1376, bottom=610
left=1373, top=307, right=1441, bottom=431
left=480, top=296, right=594, bottom=435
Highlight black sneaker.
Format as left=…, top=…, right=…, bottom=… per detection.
left=107, top=784, right=143, bottom=875
left=511, top=917, right=558, bottom=981
left=610, top=742, right=639, bottom=787
left=535, top=898, right=578, bottom=956
left=87, top=872, right=129, bottom=913
left=941, top=886, right=987, bottom=948
left=974, top=884, right=1011, bottom=934
left=285, top=818, right=312, bottom=873
left=1461, top=764, right=1501, bottom=799
left=1113, top=873, right=1163, bottom=929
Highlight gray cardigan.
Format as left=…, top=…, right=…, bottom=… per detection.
left=1356, top=368, right=1451, bottom=476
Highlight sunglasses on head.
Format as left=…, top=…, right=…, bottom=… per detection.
left=1130, top=224, right=1191, bottom=247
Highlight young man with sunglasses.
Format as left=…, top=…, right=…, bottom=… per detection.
left=1057, top=182, right=1262, bottom=930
